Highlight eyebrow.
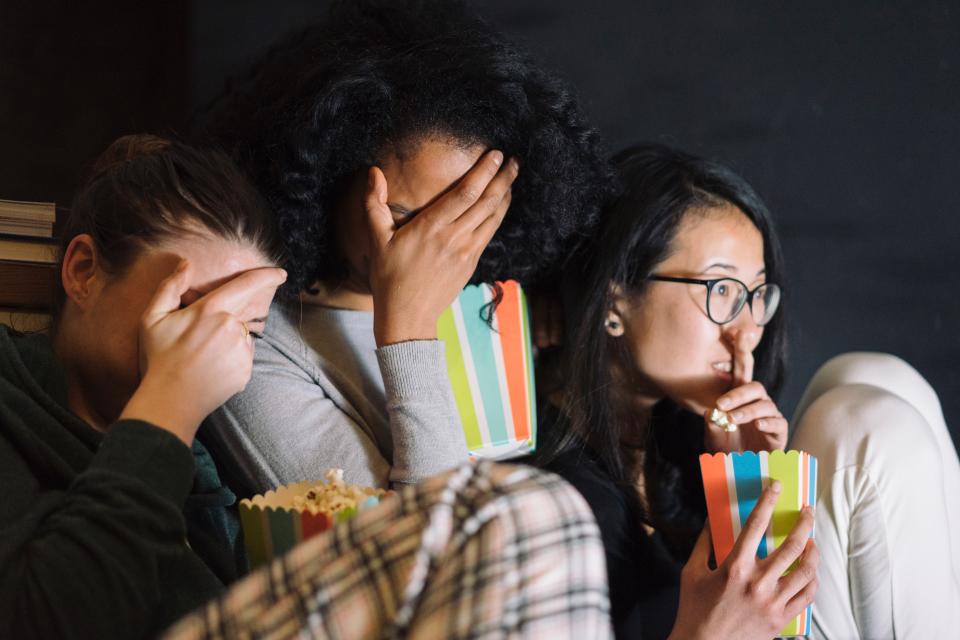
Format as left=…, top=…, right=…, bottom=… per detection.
left=703, top=262, right=737, bottom=272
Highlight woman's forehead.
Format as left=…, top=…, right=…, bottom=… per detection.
left=379, top=137, right=486, bottom=210
left=149, top=236, right=272, bottom=294
left=667, top=205, right=765, bottom=272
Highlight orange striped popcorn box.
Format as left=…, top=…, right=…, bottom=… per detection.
left=699, top=450, right=818, bottom=638
left=239, top=470, right=389, bottom=570
left=437, top=281, right=537, bottom=460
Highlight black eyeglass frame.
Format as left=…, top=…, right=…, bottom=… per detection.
left=647, top=275, right=781, bottom=326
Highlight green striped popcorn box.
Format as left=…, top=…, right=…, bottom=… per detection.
left=700, top=450, right=818, bottom=638
left=437, top=281, right=537, bottom=460
left=238, top=477, right=388, bottom=570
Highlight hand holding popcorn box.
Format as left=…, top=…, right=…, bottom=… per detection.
left=437, top=281, right=537, bottom=460
left=700, top=450, right=818, bottom=638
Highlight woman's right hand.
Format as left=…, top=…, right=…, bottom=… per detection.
left=668, top=481, right=819, bottom=640
left=119, top=260, right=286, bottom=445
left=364, top=149, right=518, bottom=346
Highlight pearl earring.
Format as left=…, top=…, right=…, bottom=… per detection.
left=604, top=316, right=624, bottom=336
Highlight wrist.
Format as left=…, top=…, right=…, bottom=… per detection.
left=120, top=374, right=202, bottom=445
left=373, top=313, right=437, bottom=347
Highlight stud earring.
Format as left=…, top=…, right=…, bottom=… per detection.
left=604, top=315, right=624, bottom=337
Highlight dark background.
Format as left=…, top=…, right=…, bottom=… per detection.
left=3, top=1, right=957, bottom=450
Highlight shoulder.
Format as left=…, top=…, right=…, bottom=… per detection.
left=547, top=447, right=633, bottom=528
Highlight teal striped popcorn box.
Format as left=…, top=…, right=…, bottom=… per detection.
left=700, top=450, right=818, bottom=638
left=437, top=281, right=537, bottom=460
left=238, top=470, right=388, bottom=569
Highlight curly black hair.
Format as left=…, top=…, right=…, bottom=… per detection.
left=193, top=0, right=612, bottom=293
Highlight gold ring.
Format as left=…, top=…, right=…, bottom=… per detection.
left=241, top=321, right=250, bottom=339
left=710, top=408, right=738, bottom=433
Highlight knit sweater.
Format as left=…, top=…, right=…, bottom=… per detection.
left=203, top=300, right=469, bottom=497
left=0, top=325, right=233, bottom=638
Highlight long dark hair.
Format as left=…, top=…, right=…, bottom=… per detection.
left=194, top=0, right=612, bottom=293
left=53, top=134, right=283, bottom=319
left=541, top=143, right=788, bottom=556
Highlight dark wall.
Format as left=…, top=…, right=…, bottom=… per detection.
left=193, top=0, right=960, bottom=449
left=0, top=1, right=190, bottom=205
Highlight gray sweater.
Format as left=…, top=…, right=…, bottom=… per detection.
left=203, top=301, right=469, bottom=495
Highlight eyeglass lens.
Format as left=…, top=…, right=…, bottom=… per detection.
left=708, top=279, right=780, bottom=325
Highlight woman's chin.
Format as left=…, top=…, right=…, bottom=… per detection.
left=670, top=382, right=729, bottom=416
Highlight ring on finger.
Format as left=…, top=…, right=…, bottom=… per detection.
left=240, top=321, right=250, bottom=339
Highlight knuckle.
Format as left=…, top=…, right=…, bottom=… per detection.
left=767, top=604, right=785, bottom=626
left=458, top=184, right=482, bottom=204
left=794, top=562, right=816, bottom=584
left=781, top=539, right=805, bottom=559
left=481, top=185, right=504, bottom=203
left=430, top=230, right=456, bottom=253
left=726, top=559, right=749, bottom=583
left=744, top=578, right=764, bottom=600
left=214, top=312, right=235, bottom=331
left=456, top=247, right=474, bottom=264
left=423, top=216, right=445, bottom=236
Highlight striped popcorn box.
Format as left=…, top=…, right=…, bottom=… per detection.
left=699, top=450, right=818, bottom=638
left=239, top=479, right=387, bottom=570
left=437, top=281, right=537, bottom=460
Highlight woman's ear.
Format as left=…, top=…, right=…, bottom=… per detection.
left=605, top=282, right=627, bottom=337
left=60, top=234, right=102, bottom=309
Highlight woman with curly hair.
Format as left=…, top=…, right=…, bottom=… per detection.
left=193, top=0, right=612, bottom=496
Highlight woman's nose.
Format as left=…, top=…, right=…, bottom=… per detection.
left=723, top=311, right=761, bottom=345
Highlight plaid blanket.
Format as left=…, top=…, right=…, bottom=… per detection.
left=164, top=461, right=612, bottom=639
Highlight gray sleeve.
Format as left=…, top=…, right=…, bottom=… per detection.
left=205, top=339, right=391, bottom=492
left=377, top=340, right=469, bottom=485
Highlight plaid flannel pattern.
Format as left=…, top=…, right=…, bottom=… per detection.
left=164, top=461, right=612, bottom=639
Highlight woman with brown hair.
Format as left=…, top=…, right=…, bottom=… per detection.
left=0, top=135, right=287, bottom=636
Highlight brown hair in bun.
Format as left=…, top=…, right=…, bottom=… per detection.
left=53, top=134, right=283, bottom=316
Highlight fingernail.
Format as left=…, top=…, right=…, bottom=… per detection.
left=756, top=419, right=766, bottom=428
left=770, top=480, right=782, bottom=493
left=731, top=411, right=744, bottom=421
left=490, top=150, right=504, bottom=166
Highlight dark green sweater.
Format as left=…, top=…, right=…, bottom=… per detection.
left=0, top=325, right=236, bottom=638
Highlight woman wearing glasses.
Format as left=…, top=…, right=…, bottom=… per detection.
left=536, top=143, right=960, bottom=639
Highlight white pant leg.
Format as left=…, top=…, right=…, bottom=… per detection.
left=790, top=353, right=960, bottom=640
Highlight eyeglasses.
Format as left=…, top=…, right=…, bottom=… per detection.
left=648, top=275, right=781, bottom=326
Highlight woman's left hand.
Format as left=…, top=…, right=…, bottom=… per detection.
left=704, top=381, right=788, bottom=453
left=703, top=329, right=788, bottom=453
